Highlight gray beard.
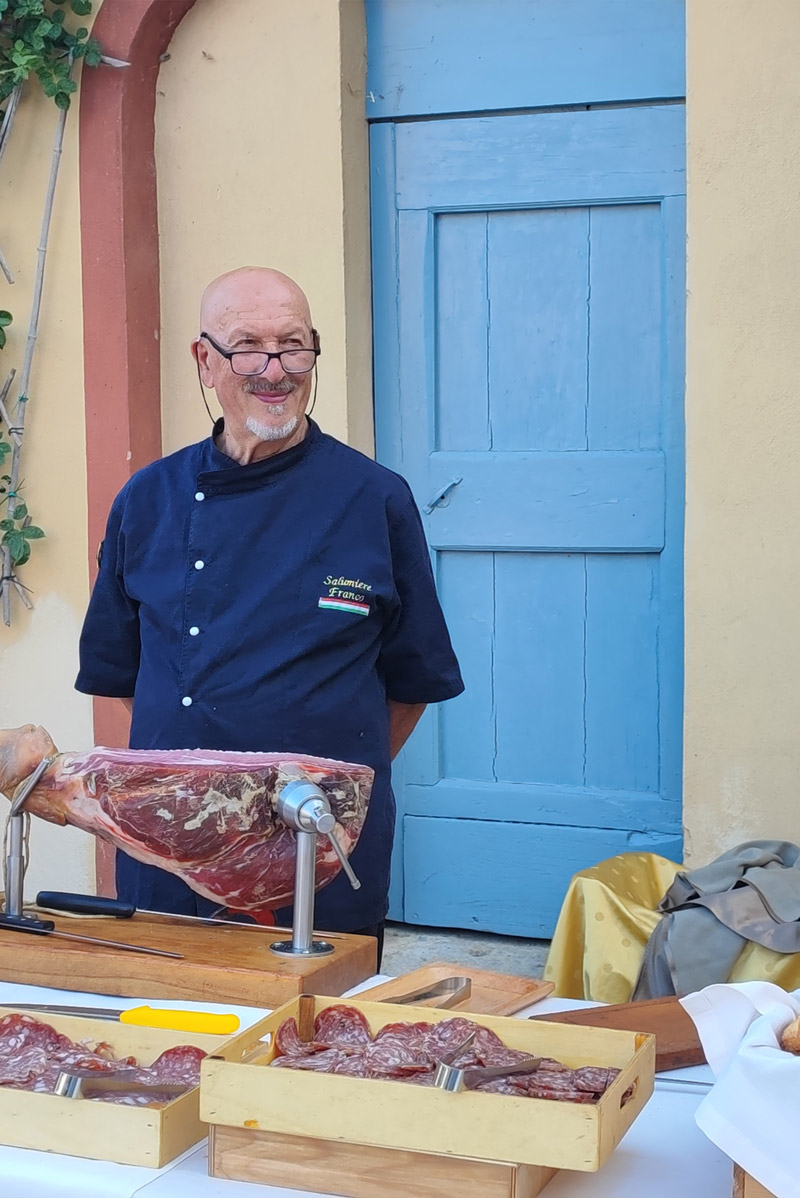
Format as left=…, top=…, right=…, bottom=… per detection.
left=245, top=412, right=300, bottom=442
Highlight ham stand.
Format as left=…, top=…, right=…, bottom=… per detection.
left=270, top=778, right=361, bottom=958
left=0, top=755, right=55, bottom=929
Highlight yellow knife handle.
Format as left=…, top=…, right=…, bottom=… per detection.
left=119, top=1006, right=240, bottom=1035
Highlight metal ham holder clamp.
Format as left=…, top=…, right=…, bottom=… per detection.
left=270, top=778, right=361, bottom=958
left=1, top=755, right=54, bottom=927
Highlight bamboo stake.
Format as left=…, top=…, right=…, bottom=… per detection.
left=0, top=369, right=20, bottom=447
left=0, top=83, right=22, bottom=169
left=0, top=86, right=20, bottom=312
left=1, top=79, right=71, bottom=626
left=0, top=246, right=13, bottom=286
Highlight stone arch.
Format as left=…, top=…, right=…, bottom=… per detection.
left=79, top=0, right=199, bottom=888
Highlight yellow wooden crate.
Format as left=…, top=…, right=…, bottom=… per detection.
left=0, top=1005, right=254, bottom=1167
left=201, top=995, right=655, bottom=1175
left=733, top=1164, right=777, bottom=1198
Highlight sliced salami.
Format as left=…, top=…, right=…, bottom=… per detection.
left=272, top=1049, right=346, bottom=1072
left=268, top=1005, right=622, bottom=1105
left=275, top=1016, right=321, bottom=1058
left=141, top=1045, right=207, bottom=1086
left=331, top=1051, right=369, bottom=1077
left=313, top=1005, right=371, bottom=1049
left=421, top=1017, right=479, bottom=1063
left=0, top=1012, right=204, bottom=1102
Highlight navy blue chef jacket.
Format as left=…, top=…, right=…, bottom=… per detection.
left=75, top=419, right=464, bottom=930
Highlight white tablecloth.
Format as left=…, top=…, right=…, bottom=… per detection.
left=0, top=979, right=732, bottom=1198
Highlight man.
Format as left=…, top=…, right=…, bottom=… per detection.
left=76, top=267, right=464, bottom=949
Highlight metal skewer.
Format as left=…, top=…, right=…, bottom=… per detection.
left=0, top=917, right=183, bottom=957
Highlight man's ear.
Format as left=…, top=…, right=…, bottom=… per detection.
left=193, top=337, right=214, bottom=386
left=312, top=328, right=321, bottom=355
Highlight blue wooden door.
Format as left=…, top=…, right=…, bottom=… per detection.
left=372, top=105, right=685, bottom=936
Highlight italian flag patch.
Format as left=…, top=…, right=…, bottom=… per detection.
left=318, top=597, right=370, bottom=617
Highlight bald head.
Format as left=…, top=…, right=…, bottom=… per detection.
left=200, top=267, right=312, bottom=335
left=193, top=266, right=318, bottom=463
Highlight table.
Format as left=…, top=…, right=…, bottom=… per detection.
left=0, top=979, right=733, bottom=1198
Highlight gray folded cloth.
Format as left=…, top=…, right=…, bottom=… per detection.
left=633, top=841, right=800, bottom=999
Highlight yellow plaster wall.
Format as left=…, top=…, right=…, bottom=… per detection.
left=0, top=74, right=95, bottom=894
left=156, top=0, right=373, bottom=457
left=684, top=0, right=800, bottom=859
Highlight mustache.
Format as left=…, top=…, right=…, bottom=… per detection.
left=243, top=379, right=297, bottom=395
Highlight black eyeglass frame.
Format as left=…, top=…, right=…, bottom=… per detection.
left=199, top=330, right=321, bottom=375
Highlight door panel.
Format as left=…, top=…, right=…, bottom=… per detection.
left=371, top=105, right=685, bottom=934
left=403, top=817, right=683, bottom=937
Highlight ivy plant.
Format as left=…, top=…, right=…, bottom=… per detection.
left=0, top=0, right=101, bottom=110
left=0, top=308, right=10, bottom=349
left=0, top=500, right=45, bottom=566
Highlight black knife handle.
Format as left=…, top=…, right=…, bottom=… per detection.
left=0, top=913, right=55, bottom=932
left=36, top=891, right=136, bottom=919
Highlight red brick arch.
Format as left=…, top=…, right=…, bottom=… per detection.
left=79, top=0, right=199, bottom=889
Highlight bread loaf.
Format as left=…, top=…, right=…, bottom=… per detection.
left=780, top=1015, right=800, bottom=1054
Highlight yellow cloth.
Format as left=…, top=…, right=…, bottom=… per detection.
left=544, top=852, right=800, bottom=1002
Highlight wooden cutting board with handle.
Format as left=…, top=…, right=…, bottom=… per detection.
left=357, top=962, right=554, bottom=1016
left=529, top=995, right=705, bottom=1071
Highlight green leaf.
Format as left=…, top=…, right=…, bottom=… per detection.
left=0, top=329, right=5, bottom=351
left=12, top=539, right=31, bottom=567
left=2, top=529, right=25, bottom=563
left=54, top=90, right=71, bottom=109
left=13, top=501, right=28, bottom=520
left=83, top=39, right=101, bottom=67
left=0, top=312, right=12, bottom=327
left=22, top=525, right=45, bottom=539
left=70, top=0, right=92, bottom=14
left=0, top=442, right=10, bottom=457
left=0, top=520, right=12, bottom=532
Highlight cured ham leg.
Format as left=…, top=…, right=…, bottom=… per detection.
left=0, top=725, right=373, bottom=910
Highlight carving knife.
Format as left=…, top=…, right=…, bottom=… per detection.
left=7, top=1002, right=239, bottom=1035
left=36, top=891, right=348, bottom=940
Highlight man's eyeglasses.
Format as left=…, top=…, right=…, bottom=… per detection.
left=199, top=331, right=320, bottom=376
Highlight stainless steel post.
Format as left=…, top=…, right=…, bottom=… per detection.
left=291, top=829, right=317, bottom=954
left=4, top=815, right=24, bottom=919
left=270, top=778, right=362, bottom=959
left=2, top=755, right=53, bottom=921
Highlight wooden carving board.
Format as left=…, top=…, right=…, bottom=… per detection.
left=529, top=996, right=705, bottom=1072
left=357, top=962, right=554, bottom=1015
left=0, top=912, right=377, bottom=1006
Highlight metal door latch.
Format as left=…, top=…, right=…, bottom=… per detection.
left=424, top=477, right=462, bottom=514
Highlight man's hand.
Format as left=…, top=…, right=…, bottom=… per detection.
left=388, top=701, right=426, bottom=760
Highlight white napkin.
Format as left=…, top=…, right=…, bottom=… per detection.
left=681, top=981, right=800, bottom=1198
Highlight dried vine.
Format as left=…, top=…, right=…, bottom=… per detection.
left=0, top=0, right=102, bottom=624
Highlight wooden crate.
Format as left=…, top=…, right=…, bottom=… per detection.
left=0, top=1005, right=255, bottom=1167
left=209, top=1126, right=560, bottom=1198
left=733, top=1164, right=777, bottom=1198
left=202, top=994, right=655, bottom=1189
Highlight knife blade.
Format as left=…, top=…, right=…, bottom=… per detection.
left=8, top=1002, right=239, bottom=1035
left=35, top=892, right=349, bottom=940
